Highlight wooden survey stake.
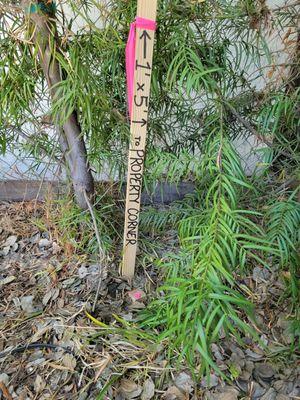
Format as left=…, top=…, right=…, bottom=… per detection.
left=122, top=0, right=158, bottom=277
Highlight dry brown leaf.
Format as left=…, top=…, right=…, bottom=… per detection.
left=0, top=382, right=13, bottom=400
left=0, top=276, right=16, bottom=286
left=65, top=242, right=75, bottom=257
left=163, top=386, right=187, bottom=400
left=62, top=353, right=77, bottom=370
left=94, top=354, right=112, bottom=381
left=31, top=323, right=51, bottom=343
left=34, top=374, right=46, bottom=394
left=48, top=362, right=73, bottom=371
left=174, top=372, right=193, bottom=394
left=119, top=379, right=143, bottom=399
left=141, top=378, right=155, bottom=400
left=3, top=235, right=17, bottom=247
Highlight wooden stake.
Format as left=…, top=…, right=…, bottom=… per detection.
left=122, top=0, right=158, bottom=277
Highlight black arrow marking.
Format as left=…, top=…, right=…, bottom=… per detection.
left=132, top=118, right=147, bottom=127
left=140, top=30, right=151, bottom=59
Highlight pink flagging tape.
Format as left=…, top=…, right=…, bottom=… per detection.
left=125, top=17, right=157, bottom=118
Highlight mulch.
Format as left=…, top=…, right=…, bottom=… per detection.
left=0, top=202, right=299, bottom=399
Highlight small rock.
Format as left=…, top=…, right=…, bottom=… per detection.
left=38, top=238, right=51, bottom=248
left=30, top=233, right=40, bottom=244
left=260, top=388, right=276, bottom=400
left=283, top=381, right=295, bottom=394
left=128, top=301, right=145, bottom=310
left=245, top=360, right=254, bottom=371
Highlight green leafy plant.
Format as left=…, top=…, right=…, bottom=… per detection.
left=140, top=133, right=276, bottom=376
left=265, top=193, right=300, bottom=304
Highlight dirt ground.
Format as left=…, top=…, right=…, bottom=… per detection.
left=0, top=202, right=299, bottom=399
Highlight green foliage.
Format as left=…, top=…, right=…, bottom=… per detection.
left=1, top=0, right=298, bottom=172
left=140, top=135, right=274, bottom=375
left=265, top=193, right=300, bottom=303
